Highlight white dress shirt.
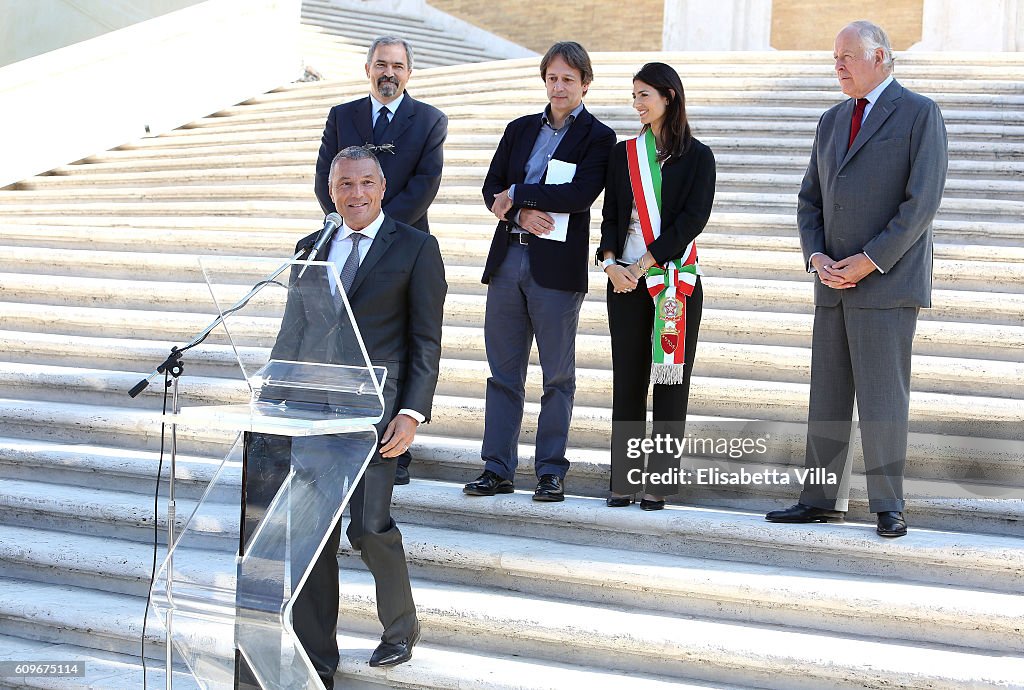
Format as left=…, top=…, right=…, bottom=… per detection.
left=327, top=211, right=425, bottom=424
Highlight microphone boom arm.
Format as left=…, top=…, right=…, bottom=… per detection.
left=128, top=244, right=311, bottom=398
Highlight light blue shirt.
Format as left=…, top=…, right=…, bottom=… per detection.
left=509, top=101, right=585, bottom=230
left=370, top=92, right=405, bottom=127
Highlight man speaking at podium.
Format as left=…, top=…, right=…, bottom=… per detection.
left=277, top=146, right=446, bottom=686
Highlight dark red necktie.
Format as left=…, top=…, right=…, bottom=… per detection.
left=848, top=98, right=869, bottom=150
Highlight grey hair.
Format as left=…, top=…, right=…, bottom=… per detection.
left=366, top=36, right=413, bottom=71
left=848, top=20, right=894, bottom=73
left=328, top=146, right=384, bottom=184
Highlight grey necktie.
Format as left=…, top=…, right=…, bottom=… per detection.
left=340, top=232, right=363, bottom=293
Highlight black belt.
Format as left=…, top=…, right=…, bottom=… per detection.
left=507, top=231, right=531, bottom=246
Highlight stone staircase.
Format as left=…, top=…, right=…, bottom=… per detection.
left=0, top=52, right=1022, bottom=688
left=299, top=0, right=526, bottom=75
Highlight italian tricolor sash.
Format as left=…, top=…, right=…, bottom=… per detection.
left=625, top=129, right=700, bottom=385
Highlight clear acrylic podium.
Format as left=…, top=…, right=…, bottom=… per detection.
left=150, top=260, right=385, bottom=689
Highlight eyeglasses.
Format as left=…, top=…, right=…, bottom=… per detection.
left=363, top=143, right=396, bottom=155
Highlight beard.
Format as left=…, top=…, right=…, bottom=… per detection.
left=377, top=77, right=398, bottom=97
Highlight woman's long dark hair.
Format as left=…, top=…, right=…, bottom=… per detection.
left=633, top=62, right=692, bottom=161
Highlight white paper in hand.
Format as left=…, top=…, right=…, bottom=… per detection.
left=536, top=159, right=576, bottom=242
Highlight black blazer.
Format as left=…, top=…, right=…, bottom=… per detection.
left=272, top=216, right=447, bottom=421
left=314, top=94, right=448, bottom=233
left=481, top=106, right=616, bottom=293
left=598, top=137, right=716, bottom=266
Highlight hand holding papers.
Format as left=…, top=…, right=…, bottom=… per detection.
left=538, top=159, right=576, bottom=242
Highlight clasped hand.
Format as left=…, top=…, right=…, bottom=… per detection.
left=606, top=264, right=639, bottom=293
left=812, top=252, right=876, bottom=289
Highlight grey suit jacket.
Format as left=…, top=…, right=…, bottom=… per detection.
left=797, top=79, right=948, bottom=309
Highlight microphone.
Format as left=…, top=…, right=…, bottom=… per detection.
left=299, top=212, right=342, bottom=278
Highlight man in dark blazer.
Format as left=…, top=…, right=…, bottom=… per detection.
left=279, top=147, right=446, bottom=686
left=314, top=35, right=447, bottom=484
left=463, top=42, right=616, bottom=502
left=766, top=21, right=947, bottom=537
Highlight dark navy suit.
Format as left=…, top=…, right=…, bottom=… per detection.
left=314, top=94, right=447, bottom=233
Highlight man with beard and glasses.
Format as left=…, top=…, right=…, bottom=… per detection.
left=314, top=35, right=448, bottom=485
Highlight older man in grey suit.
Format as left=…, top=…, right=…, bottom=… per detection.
left=766, top=20, right=947, bottom=537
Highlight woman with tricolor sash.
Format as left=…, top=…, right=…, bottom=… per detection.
left=597, top=62, right=716, bottom=510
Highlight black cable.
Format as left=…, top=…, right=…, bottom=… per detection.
left=173, top=279, right=289, bottom=357
left=141, top=367, right=173, bottom=689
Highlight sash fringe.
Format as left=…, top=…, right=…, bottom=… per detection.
left=651, top=363, right=687, bottom=385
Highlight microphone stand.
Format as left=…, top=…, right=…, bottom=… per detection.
left=129, top=243, right=315, bottom=690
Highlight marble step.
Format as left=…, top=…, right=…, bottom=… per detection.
left=66, top=132, right=1020, bottom=164
left=0, top=581, right=722, bottom=690
left=151, top=108, right=1024, bottom=143
left=3, top=358, right=1021, bottom=440
left=1, top=467, right=1022, bottom=593
left=0, top=385, right=1019, bottom=496
left=15, top=169, right=1024, bottom=204
left=340, top=567, right=1024, bottom=689
left=169, top=99, right=1023, bottom=130
left=32, top=153, right=1024, bottom=183
left=0, top=195, right=1017, bottom=227
left=405, top=436, right=1024, bottom=536
left=1, top=325, right=1017, bottom=398
left=0, top=632, right=194, bottom=689
left=390, top=480, right=1024, bottom=590
left=1, top=297, right=1020, bottom=362
left=2, top=265, right=1021, bottom=327
left=5, top=213, right=1021, bottom=251
left=0, top=404, right=1020, bottom=535
left=2, top=520, right=1021, bottom=657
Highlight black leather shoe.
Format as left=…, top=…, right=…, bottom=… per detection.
left=765, top=502, right=845, bottom=523
left=606, top=494, right=634, bottom=507
left=463, top=470, right=514, bottom=496
left=876, top=511, right=907, bottom=538
left=394, top=464, right=410, bottom=486
left=369, top=624, right=421, bottom=667
left=639, top=498, right=665, bottom=511
left=533, top=474, right=564, bottom=502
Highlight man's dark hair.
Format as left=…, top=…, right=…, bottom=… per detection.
left=328, top=145, right=384, bottom=184
left=633, top=62, right=692, bottom=160
left=539, top=41, right=594, bottom=85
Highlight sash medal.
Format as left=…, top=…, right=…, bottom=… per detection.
left=625, top=129, right=700, bottom=385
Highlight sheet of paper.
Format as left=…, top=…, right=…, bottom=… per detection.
left=537, top=159, right=576, bottom=243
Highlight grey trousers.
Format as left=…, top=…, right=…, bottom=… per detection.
left=481, top=244, right=585, bottom=480
left=799, top=302, right=919, bottom=513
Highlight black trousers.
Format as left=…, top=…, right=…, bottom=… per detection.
left=607, top=277, right=702, bottom=495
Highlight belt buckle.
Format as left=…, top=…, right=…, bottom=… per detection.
left=513, top=232, right=528, bottom=245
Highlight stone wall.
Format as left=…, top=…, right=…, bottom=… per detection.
left=427, top=0, right=663, bottom=53
left=770, top=0, right=923, bottom=50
